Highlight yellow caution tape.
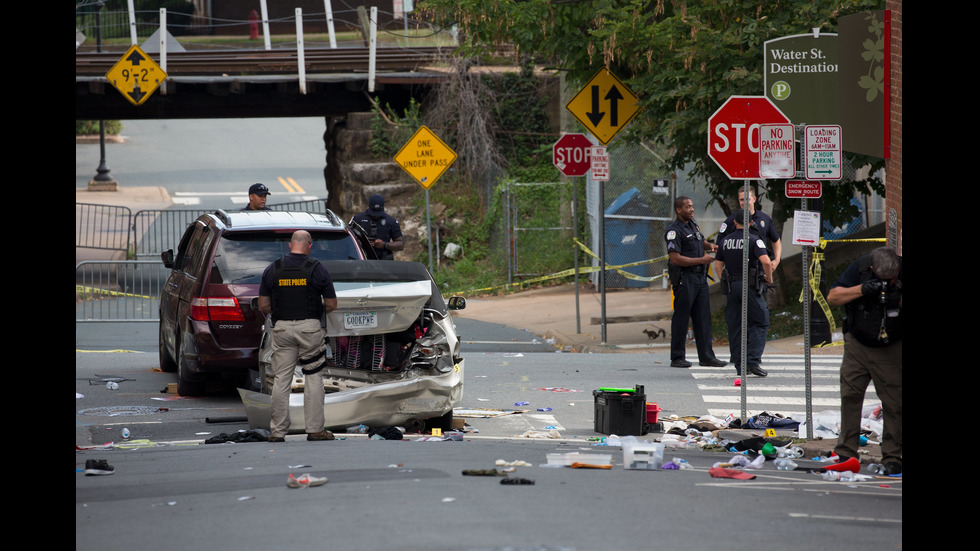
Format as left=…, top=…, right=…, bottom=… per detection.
left=75, top=285, right=157, bottom=300
left=448, top=239, right=667, bottom=296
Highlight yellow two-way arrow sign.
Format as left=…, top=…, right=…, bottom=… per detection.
left=566, top=68, right=640, bottom=145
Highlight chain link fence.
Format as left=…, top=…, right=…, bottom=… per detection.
left=502, top=181, right=576, bottom=282
left=587, top=142, right=674, bottom=289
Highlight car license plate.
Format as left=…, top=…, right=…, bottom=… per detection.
left=344, top=311, right=377, bottom=330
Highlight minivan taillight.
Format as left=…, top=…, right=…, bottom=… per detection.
left=190, top=297, right=246, bottom=321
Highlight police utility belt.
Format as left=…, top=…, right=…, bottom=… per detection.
left=720, top=267, right=764, bottom=295
left=667, top=263, right=707, bottom=286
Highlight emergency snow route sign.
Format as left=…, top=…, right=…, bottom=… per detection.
left=394, top=126, right=457, bottom=190
left=105, top=44, right=167, bottom=106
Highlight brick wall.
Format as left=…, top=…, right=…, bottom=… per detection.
left=886, top=1, right=902, bottom=254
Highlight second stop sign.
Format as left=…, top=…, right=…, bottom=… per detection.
left=553, top=133, right=594, bottom=177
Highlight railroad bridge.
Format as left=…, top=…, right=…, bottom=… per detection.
left=75, top=46, right=448, bottom=120
left=76, top=45, right=451, bottom=215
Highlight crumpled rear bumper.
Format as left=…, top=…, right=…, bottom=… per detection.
left=238, top=360, right=463, bottom=432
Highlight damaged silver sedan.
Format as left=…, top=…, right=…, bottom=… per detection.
left=238, top=260, right=465, bottom=433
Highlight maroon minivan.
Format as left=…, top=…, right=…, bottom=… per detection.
left=159, top=210, right=368, bottom=395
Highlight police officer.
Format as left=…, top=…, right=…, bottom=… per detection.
left=351, top=194, right=404, bottom=260
left=827, top=247, right=902, bottom=475
left=242, top=183, right=272, bottom=211
left=713, top=210, right=774, bottom=377
left=717, top=188, right=781, bottom=270
left=664, top=196, right=727, bottom=368
left=258, top=230, right=338, bottom=442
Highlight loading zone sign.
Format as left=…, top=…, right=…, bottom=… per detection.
left=105, top=44, right=167, bottom=106
left=805, top=125, right=842, bottom=180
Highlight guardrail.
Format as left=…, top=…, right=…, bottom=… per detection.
left=76, top=203, right=132, bottom=256
left=76, top=198, right=330, bottom=322
left=75, top=260, right=167, bottom=323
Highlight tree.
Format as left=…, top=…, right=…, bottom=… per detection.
left=419, top=0, right=885, bottom=226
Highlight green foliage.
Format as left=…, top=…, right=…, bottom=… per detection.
left=369, top=98, right=423, bottom=158
left=76, top=120, right=123, bottom=135
left=420, top=0, right=887, bottom=227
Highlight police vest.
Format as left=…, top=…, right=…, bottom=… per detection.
left=844, top=257, right=903, bottom=346
left=271, top=258, right=323, bottom=322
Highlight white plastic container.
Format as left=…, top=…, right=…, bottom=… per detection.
left=622, top=441, right=664, bottom=470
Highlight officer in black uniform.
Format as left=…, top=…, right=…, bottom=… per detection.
left=827, top=246, right=903, bottom=475
left=717, top=188, right=781, bottom=270
left=713, top=210, right=774, bottom=377
left=242, top=183, right=272, bottom=211
left=664, top=196, right=727, bottom=368
left=350, top=194, right=404, bottom=260
left=258, top=230, right=337, bottom=442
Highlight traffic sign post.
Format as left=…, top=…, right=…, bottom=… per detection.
left=393, top=125, right=457, bottom=274
left=105, top=44, right=167, bottom=106
left=707, top=96, right=791, bottom=180
left=804, top=125, right=842, bottom=180
left=552, top=133, right=594, bottom=177
left=566, top=69, right=640, bottom=145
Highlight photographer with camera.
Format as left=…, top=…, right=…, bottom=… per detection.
left=827, top=246, right=903, bottom=475
left=351, top=194, right=404, bottom=260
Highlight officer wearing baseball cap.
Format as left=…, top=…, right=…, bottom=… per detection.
left=350, top=194, right=404, bottom=260
left=242, top=183, right=272, bottom=211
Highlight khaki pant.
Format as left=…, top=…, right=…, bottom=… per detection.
left=269, top=318, right=326, bottom=438
left=834, top=334, right=902, bottom=465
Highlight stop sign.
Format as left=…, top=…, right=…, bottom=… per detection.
left=708, top=96, right=791, bottom=180
left=553, top=133, right=594, bottom=176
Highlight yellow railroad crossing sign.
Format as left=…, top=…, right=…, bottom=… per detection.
left=105, top=44, right=167, bottom=106
left=566, top=68, right=640, bottom=145
left=393, top=126, right=457, bottom=190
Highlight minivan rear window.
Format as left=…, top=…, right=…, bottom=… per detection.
left=211, top=231, right=361, bottom=284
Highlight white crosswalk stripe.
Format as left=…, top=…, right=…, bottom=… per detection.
left=694, top=354, right=879, bottom=420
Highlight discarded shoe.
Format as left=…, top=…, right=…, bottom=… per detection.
left=822, top=456, right=861, bottom=473
left=670, top=360, right=692, bottom=368
left=883, top=462, right=902, bottom=476
left=84, top=459, right=115, bottom=476
left=700, top=358, right=727, bottom=367
left=287, top=473, right=328, bottom=488
left=268, top=435, right=286, bottom=443
left=307, top=430, right=335, bottom=441
left=500, top=478, right=535, bottom=485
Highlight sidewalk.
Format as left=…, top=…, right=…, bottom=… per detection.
left=454, top=283, right=844, bottom=357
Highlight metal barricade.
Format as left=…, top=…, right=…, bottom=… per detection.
left=132, top=199, right=328, bottom=258
left=133, top=208, right=207, bottom=259
left=75, top=260, right=167, bottom=323
left=76, top=203, right=132, bottom=256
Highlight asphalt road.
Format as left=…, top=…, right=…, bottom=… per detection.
left=76, top=320, right=901, bottom=551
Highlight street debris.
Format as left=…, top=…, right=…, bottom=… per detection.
left=287, top=473, right=328, bottom=488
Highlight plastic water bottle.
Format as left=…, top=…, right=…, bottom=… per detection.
left=346, top=424, right=368, bottom=434
left=121, top=428, right=131, bottom=439
left=867, top=463, right=885, bottom=475
left=774, top=459, right=798, bottom=471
